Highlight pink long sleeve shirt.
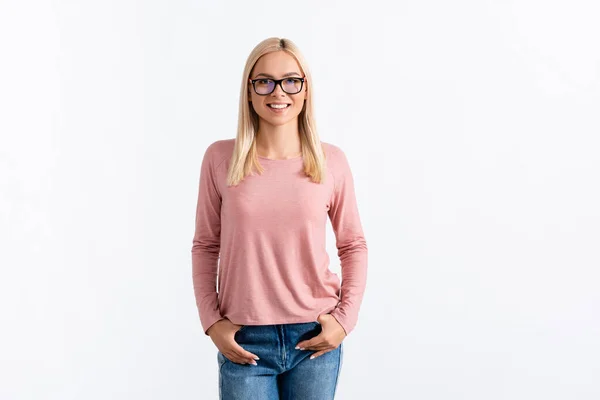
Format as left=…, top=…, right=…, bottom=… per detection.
left=191, top=139, right=368, bottom=336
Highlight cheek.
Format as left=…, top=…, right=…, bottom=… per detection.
left=293, top=99, right=305, bottom=113
left=249, top=98, right=264, bottom=114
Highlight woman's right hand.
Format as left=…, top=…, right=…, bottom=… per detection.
left=207, top=318, right=260, bottom=365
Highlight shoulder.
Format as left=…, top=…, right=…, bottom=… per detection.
left=320, top=141, right=354, bottom=192
left=204, top=138, right=235, bottom=169
left=321, top=141, right=343, bottom=158
left=321, top=141, right=351, bottom=172
left=321, top=141, right=347, bottom=166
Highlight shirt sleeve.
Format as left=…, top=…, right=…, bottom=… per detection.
left=191, top=143, right=225, bottom=335
left=327, top=146, right=368, bottom=336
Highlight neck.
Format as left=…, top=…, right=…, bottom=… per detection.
left=255, top=121, right=302, bottom=158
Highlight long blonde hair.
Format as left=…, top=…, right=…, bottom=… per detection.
left=226, top=37, right=327, bottom=186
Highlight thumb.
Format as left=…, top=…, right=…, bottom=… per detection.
left=296, top=331, right=324, bottom=349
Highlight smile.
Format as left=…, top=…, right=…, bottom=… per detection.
left=267, top=104, right=291, bottom=113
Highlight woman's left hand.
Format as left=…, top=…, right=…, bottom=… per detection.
left=295, top=313, right=347, bottom=359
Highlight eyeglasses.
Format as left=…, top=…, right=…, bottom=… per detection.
left=249, top=76, right=306, bottom=95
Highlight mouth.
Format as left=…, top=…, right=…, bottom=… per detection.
left=267, top=103, right=291, bottom=109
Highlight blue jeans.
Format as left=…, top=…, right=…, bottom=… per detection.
left=217, top=321, right=344, bottom=399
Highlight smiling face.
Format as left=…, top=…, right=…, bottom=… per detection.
left=248, top=51, right=307, bottom=129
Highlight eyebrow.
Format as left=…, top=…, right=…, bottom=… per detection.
left=253, top=72, right=302, bottom=79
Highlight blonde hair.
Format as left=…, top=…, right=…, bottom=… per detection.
left=226, top=37, right=327, bottom=186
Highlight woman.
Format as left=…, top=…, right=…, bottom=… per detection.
left=191, top=37, right=368, bottom=399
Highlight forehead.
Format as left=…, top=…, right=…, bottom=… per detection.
left=252, top=51, right=303, bottom=77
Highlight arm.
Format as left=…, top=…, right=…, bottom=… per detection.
left=191, top=143, right=225, bottom=335
left=327, top=146, right=368, bottom=336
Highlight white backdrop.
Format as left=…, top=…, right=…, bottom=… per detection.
left=1, top=0, right=599, bottom=399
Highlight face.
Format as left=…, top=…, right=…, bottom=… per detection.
left=248, top=51, right=307, bottom=128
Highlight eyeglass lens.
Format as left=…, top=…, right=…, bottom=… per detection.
left=254, top=78, right=302, bottom=94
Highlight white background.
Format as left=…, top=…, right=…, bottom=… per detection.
left=1, top=0, right=599, bottom=399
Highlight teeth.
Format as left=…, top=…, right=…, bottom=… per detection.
left=268, top=104, right=289, bottom=109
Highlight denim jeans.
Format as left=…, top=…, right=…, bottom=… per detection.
left=217, top=321, right=344, bottom=399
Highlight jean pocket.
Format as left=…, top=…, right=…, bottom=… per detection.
left=234, top=325, right=247, bottom=339
left=217, top=350, right=227, bottom=367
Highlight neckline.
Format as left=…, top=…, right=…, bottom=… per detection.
left=257, top=153, right=303, bottom=162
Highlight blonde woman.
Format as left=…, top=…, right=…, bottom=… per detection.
left=191, top=37, right=368, bottom=399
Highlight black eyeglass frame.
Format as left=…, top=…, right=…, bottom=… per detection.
left=248, top=76, right=306, bottom=95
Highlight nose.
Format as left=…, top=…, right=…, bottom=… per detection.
left=271, top=81, right=287, bottom=96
